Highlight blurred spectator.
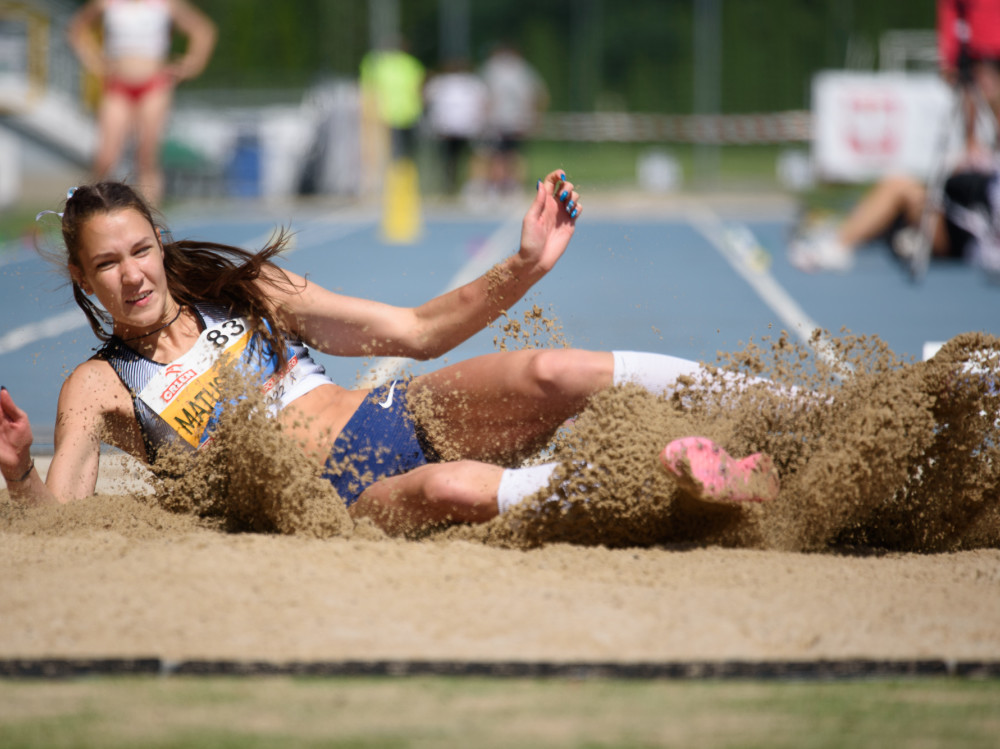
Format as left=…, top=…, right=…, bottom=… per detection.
left=480, top=42, right=549, bottom=194
left=360, top=38, right=426, bottom=241
left=423, top=59, right=489, bottom=196
left=790, top=0, right=1000, bottom=275
left=939, top=0, right=1000, bottom=163
left=68, top=0, right=217, bottom=206
left=359, top=38, right=426, bottom=165
left=788, top=172, right=998, bottom=273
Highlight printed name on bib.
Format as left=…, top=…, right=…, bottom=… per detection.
left=138, top=317, right=296, bottom=448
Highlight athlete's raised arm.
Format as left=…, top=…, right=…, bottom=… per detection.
left=269, top=169, right=582, bottom=360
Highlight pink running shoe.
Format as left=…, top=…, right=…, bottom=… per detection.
left=659, top=436, right=780, bottom=504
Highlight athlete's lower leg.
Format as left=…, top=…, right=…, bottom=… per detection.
left=496, top=461, right=559, bottom=513
left=612, top=350, right=768, bottom=398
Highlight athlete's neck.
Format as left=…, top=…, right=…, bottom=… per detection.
left=118, top=306, right=200, bottom=362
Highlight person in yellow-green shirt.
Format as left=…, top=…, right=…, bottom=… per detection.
left=360, top=39, right=426, bottom=239
left=360, top=39, right=426, bottom=162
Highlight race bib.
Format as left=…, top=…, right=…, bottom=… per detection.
left=138, top=317, right=294, bottom=448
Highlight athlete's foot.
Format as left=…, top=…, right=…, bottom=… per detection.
left=659, top=436, right=780, bottom=504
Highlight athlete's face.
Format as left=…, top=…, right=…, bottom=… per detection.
left=70, top=208, right=173, bottom=334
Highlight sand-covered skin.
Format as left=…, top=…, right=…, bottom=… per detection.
left=2, top=329, right=998, bottom=662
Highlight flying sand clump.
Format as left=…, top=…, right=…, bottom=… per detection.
left=151, top=365, right=354, bottom=539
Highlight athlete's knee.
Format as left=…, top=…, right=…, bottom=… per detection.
left=417, top=461, right=487, bottom=506
left=523, top=349, right=611, bottom=397
left=414, top=461, right=500, bottom=524
left=354, top=461, right=497, bottom=531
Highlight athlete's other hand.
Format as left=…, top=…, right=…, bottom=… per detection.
left=519, top=170, right=582, bottom=274
left=0, top=387, right=33, bottom=482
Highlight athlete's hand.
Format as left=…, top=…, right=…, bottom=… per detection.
left=518, top=170, right=582, bottom=274
left=0, top=387, right=34, bottom=482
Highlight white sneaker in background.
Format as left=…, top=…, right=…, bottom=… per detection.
left=891, top=226, right=922, bottom=260
left=788, top=229, right=854, bottom=273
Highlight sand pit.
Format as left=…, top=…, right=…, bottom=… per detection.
left=2, top=488, right=999, bottom=664
left=2, top=331, right=999, bottom=667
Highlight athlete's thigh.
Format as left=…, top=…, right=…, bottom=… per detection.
left=407, top=349, right=612, bottom=461
left=412, top=349, right=606, bottom=419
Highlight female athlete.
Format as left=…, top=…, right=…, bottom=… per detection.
left=0, top=171, right=778, bottom=532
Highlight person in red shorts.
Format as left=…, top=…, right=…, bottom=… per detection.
left=68, top=0, right=216, bottom=206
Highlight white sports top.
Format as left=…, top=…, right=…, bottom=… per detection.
left=103, top=0, right=173, bottom=61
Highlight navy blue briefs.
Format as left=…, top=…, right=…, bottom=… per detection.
left=321, top=380, right=438, bottom=506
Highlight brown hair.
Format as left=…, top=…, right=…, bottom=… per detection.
left=61, top=181, right=296, bottom=369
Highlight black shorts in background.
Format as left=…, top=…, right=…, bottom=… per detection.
left=943, top=170, right=996, bottom=259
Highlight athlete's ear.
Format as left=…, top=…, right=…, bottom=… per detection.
left=69, top=264, right=92, bottom=295
left=155, top=226, right=173, bottom=252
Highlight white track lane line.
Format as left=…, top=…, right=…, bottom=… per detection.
left=0, top=308, right=89, bottom=357
left=0, top=218, right=374, bottom=358
left=359, top=209, right=524, bottom=388
left=205, top=216, right=373, bottom=259
left=687, top=201, right=848, bottom=374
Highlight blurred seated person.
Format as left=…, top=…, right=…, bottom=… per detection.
left=788, top=171, right=998, bottom=273
left=939, top=0, right=1000, bottom=160
left=790, top=0, right=1000, bottom=273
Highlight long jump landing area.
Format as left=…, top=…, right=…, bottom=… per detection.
left=1, top=190, right=999, bottom=681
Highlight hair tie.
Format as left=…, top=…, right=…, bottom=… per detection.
left=35, top=186, right=78, bottom=221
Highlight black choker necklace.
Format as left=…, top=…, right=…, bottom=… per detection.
left=120, top=305, right=184, bottom=343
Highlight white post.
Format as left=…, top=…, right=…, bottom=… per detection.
left=693, top=0, right=721, bottom=185
left=0, top=128, right=20, bottom=209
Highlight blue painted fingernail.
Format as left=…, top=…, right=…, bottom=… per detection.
left=571, top=208, right=578, bottom=218
left=566, top=200, right=574, bottom=210
left=559, top=172, right=566, bottom=180
left=559, top=191, right=568, bottom=201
